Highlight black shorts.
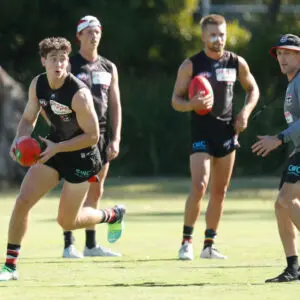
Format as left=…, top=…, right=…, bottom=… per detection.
left=279, top=152, right=300, bottom=189
left=98, top=131, right=109, bottom=165
left=44, top=146, right=102, bottom=183
left=191, top=117, right=239, bottom=157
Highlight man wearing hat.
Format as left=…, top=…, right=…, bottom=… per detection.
left=252, top=34, right=300, bottom=282
left=62, top=15, right=123, bottom=258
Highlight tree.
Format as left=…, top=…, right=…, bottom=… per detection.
left=268, top=0, right=281, bottom=24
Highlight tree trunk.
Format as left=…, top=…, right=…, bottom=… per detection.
left=268, top=0, right=281, bottom=24
left=0, top=67, right=27, bottom=188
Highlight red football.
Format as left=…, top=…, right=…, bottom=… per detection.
left=15, top=136, right=41, bottom=167
left=188, top=75, right=214, bottom=115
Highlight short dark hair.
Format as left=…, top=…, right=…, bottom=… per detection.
left=39, top=37, right=72, bottom=58
left=200, top=14, right=226, bottom=30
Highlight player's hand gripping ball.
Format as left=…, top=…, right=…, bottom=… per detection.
left=14, top=136, right=41, bottom=167
left=188, top=75, right=214, bottom=115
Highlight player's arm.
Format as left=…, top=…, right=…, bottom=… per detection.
left=278, top=85, right=300, bottom=145
left=108, top=63, right=122, bottom=142
left=171, top=59, right=194, bottom=112
left=15, top=76, right=41, bottom=139
left=56, top=88, right=100, bottom=152
left=237, top=56, right=260, bottom=117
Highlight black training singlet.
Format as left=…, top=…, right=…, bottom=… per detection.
left=36, top=73, right=87, bottom=142
left=189, top=50, right=239, bottom=123
left=70, top=53, right=113, bottom=132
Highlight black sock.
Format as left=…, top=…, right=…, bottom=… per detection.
left=5, top=243, right=20, bottom=271
left=182, top=225, right=194, bottom=244
left=204, top=228, right=216, bottom=249
left=63, top=231, right=74, bottom=249
left=85, top=230, right=96, bottom=249
left=287, top=256, right=298, bottom=272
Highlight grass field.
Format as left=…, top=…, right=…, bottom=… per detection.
left=0, top=177, right=299, bottom=300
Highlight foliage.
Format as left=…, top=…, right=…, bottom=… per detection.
left=1, top=0, right=300, bottom=176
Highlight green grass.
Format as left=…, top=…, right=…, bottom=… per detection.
left=0, top=177, right=298, bottom=300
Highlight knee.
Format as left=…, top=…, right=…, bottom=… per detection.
left=191, top=180, right=208, bottom=200
left=275, top=198, right=283, bottom=210
left=277, top=195, right=297, bottom=210
left=14, top=193, right=34, bottom=212
left=211, top=186, right=228, bottom=202
left=57, top=215, right=75, bottom=231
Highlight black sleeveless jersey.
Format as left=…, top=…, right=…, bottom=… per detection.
left=36, top=73, right=86, bottom=142
left=190, top=50, right=239, bottom=123
left=69, top=53, right=113, bottom=131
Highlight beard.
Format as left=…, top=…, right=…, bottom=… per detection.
left=207, top=44, right=224, bottom=53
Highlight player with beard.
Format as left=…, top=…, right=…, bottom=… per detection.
left=172, top=14, right=259, bottom=260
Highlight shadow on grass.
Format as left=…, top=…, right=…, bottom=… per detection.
left=0, top=281, right=267, bottom=287
left=39, top=208, right=274, bottom=223
left=19, top=257, right=279, bottom=270
left=31, top=177, right=278, bottom=203
left=1, top=177, right=280, bottom=199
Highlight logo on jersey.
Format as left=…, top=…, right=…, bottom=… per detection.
left=198, top=72, right=212, bottom=78
left=76, top=72, right=89, bottom=83
left=50, top=100, right=72, bottom=115
left=39, top=99, right=48, bottom=107
left=223, top=138, right=232, bottom=150
left=284, top=111, right=293, bottom=124
left=288, top=164, right=300, bottom=176
left=192, top=141, right=208, bottom=151
left=285, top=94, right=292, bottom=105
left=216, top=68, right=237, bottom=82
left=92, top=71, right=112, bottom=87
left=75, top=168, right=92, bottom=178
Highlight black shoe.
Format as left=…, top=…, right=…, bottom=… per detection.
left=265, top=268, right=299, bottom=283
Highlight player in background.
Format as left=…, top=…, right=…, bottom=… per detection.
left=172, top=14, right=259, bottom=260
left=61, top=15, right=122, bottom=258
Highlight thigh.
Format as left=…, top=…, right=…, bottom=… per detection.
left=18, top=163, right=59, bottom=206
left=278, top=182, right=300, bottom=206
left=58, top=180, right=89, bottom=221
left=190, top=152, right=211, bottom=186
left=210, top=151, right=236, bottom=192
left=280, top=153, right=300, bottom=188
left=278, top=153, right=300, bottom=201
left=63, top=147, right=102, bottom=184
left=210, top=121, right=239, bottom=157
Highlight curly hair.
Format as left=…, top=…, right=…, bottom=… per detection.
left=39, top=37, right=72, bottom=58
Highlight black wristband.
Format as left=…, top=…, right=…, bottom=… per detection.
left=277, top=133, right=284, bottom=144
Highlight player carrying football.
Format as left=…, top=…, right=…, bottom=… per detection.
left=0, top=37, right=125, bottom=281
left=171, top=14, right=259, bottom=260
